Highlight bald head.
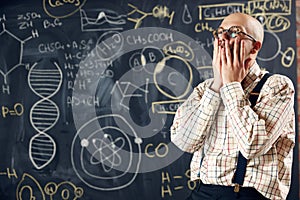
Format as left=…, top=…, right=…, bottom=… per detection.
left=221, top=13, right=264, bottom=43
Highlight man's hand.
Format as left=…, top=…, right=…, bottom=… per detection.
left=221, top=38, right=249, bottom=84
left=210, top=39, right=223, bottom=92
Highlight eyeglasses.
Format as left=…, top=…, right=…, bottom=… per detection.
left=213, top=26, right=256, bottom=42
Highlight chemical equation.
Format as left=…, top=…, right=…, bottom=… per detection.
left=194, top=22, right=214, bottom=33
left=43, top=0, right=87, bottom=19
left=198, top=3, right=244, bottom=20
left=161, top=170, right=197, bottom=198
left=197, top=0, right=292, bottom=32
left=96, top=31, right=124, bottom=61
left=2, top=103, right=24, bottom=118
left=17, top=11, right=62, bottom=30
left=163, top=41, right=194, bottom=61
left=0, top=168, right=18, bottom=179
left=126, top=32, right=174, bottom=46
left=38, top=39, right=92, bottom=54
left=17, top=12, right=41, bottom=30
left=145, top=142, right=170, bottom=158
left=67, top=96, right=100, bottom=107
left=152, top=100, right=185, bottom=115
left=246, top=0, right=291, bottom=15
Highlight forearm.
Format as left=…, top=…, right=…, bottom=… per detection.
left=220, top=77, right=295, bottom=158
left=171, top=82, right=221, bottom=153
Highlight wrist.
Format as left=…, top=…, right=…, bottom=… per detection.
left=210, top=81, right=222, bottom=93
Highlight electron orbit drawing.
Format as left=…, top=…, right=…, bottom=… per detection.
left=71, top=114, right=142, bottom=191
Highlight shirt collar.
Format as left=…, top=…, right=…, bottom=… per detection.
left=242, top=61, right=263, bottom=90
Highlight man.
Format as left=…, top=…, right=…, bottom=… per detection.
left=170, top=13, right=295, bottom=200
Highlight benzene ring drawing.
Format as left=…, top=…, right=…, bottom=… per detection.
left=71, top=114, right=142, bottom=191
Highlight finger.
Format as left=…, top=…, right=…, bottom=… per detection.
left=213, top=39, right=218, bottom=63
left=240, top=40, right=245, bottom=67
left=225, top=40, right=231, bottom=65
left=221, top=45, right=226, bottom=66
left=213, top=39, right=218, bottom=55
left=233, top=37, right=240, bottom=65
left=217, top=46, right=222, bottom=68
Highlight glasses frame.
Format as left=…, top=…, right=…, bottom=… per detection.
left=213, top=26, right=257, bottom=42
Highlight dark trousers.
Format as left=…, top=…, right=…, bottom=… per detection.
left=186, top=181, right=270, bottom=200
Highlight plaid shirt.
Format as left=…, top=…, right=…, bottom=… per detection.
left=171, top=62, right=295, bottom=200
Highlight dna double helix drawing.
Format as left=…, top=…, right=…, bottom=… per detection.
left=27, top=61, right=63, bottom=169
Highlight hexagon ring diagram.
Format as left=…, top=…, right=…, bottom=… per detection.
left=71, top=114, right=142, bottom=191
left=0, top=22, right=38, bottom=84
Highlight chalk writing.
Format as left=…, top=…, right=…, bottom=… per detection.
left=154, top=55, right=193, bottom=100
left=16, top=173, right=45, bottom=200
left=163, top=41, right=194, bottom=61
left=256, top=14, right=290, bottom=32
left=129, top=46, right=165, bottom=74
left=17, top=12, right=41, bottom=30
left=43, top=0, right=87, bottom=18
left=44, top=181, right=84, bottom=199
left=161, top=169, right=197, bottom=198
left=198, top=3, right=244, bottom=20
left=71, top=114, right=142, bottom=191
left=257, top=30, right=295, bottom=67
left=182, top=4, right=193, bottom=24
left=152, top=100, right=185, bottom=115
left=80, top=9, right=126, bottom=32
left=111, top=80, right=149, bottom=110
left=145, top=143, right=169, bottom=158
left=67, top=96, right=100, bottom=107
left=246, top=0, right=291, bottom=15
left=194, top=22, right=214, bottom=33
left=0, top=18, right=39, bottom=85
left=2, top=103, right=24, bottom=118
left=0, top=168, right=18, bottom=179
left=197, top=66, right=214, bottom=80
left=281, top=47, right=294, bottom=68
left=126, top=32, right=174, bottom=45
left=16, top=173, right=83, bottom=200
left=197, top=1, right=292, bottom=32
left=28, top=61, right=62, bottom=169
left=90, top=134, right=125, bottom=172
left=43, top=18, right=62, bottom=29
left=96, top=31, right=124, bottom=61
left=128, top=3, right=174, bottom=29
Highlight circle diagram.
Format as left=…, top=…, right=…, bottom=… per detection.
left=71, top=114, right=142, bottom=191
